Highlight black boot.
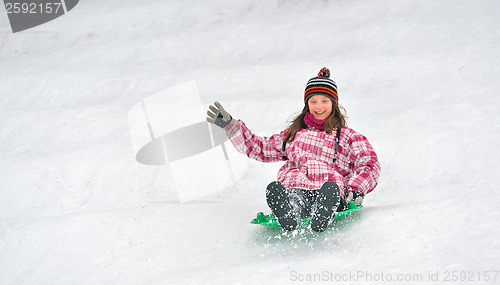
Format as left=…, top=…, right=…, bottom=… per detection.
left=311, top=182, right=341, bottom=232
left=266, top=181, right=298, bottom=231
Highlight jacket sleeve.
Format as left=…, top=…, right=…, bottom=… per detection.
left=223, top=119, right=285, bottom=163
left=345, top=132, right=381, bottom=196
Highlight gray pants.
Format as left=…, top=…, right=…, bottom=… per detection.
left=288, top=188, right=347, bottom=220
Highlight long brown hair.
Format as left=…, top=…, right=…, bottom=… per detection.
left=283, top=102, right=347, bottom=142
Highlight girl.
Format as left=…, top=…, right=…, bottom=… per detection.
left=207, top=68, right=380, bottom=232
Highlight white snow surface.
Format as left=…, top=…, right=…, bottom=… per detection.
left=1, top=0, right=499, bottom=284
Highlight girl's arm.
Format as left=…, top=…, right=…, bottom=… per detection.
left=346, top=133, right=381, bottom=196
left=224, top=119, right=285, bottom=163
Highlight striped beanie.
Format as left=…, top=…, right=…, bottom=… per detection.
left=304, top=67, right=338, bottom=104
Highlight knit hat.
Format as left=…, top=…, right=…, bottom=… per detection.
left=304, top=67, right=338, bottom=104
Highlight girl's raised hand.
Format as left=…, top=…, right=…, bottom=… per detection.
left=206, top=102, right=232, bottom=128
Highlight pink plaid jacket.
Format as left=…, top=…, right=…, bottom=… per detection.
left=224, top=119, right=380, bottom=198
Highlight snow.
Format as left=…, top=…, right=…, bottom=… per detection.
left=1, top=0, right=499, bottom=284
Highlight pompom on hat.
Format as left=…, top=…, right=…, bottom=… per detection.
left=304, top=67, right=338, bottom=104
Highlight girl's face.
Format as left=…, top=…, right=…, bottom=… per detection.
left=307, top=94, right=333, bottom=120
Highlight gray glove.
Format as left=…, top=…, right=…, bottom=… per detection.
left=346, top=191, right=364, bottom=207
left=206, top=101, right=232, bottom=128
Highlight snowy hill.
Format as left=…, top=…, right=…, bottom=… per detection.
left=1, top=0, right=499, bottom=284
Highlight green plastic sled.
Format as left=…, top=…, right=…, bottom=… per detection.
left=251, top=201, right=363, bottom=228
